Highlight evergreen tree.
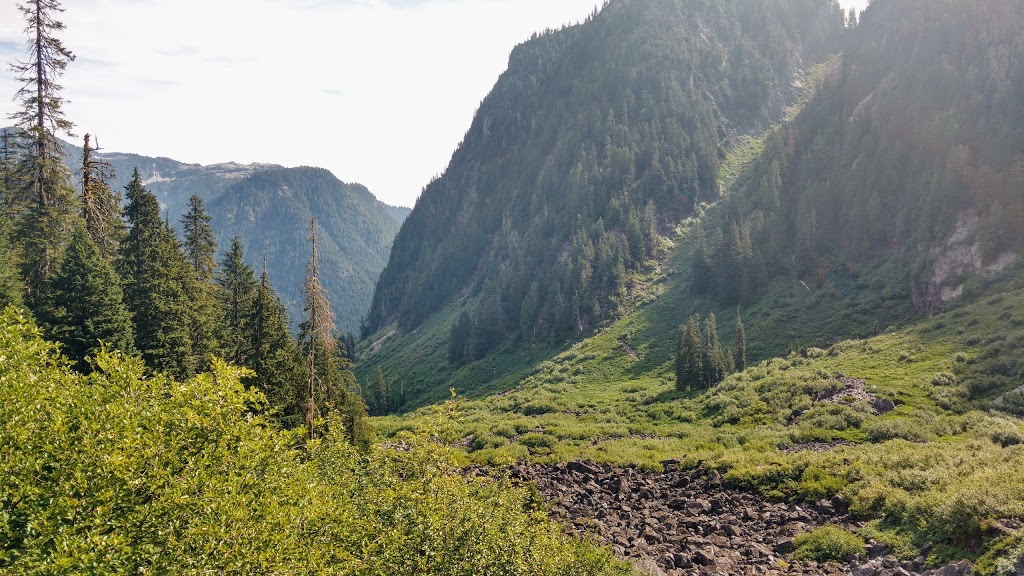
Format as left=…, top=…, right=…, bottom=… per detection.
left=301, top=218, right=368, bottom=445
left=735, top=313, right=747, bottom=372
left=371, top=368, right=390, bottom=416
left=251, top=257, right=304, bottom=422
left=0, top=207, right=23, bottom=307
left=79, top=133, right=121, bottom=261
left=182, top=195, right=216, bottom=282
left=119, top=169, right=194, bottom=378
left=675, top=315, right=703, bottom=391
left=7, top=0, right=79, bottom=307
left=448, top=310, right=472, bottom=364
left=42, top=227, right=134, bottom=370
left=179, top=195, right=220, bottom=371
left=216, top=237, right=257, bottom=366
left=701, top=313, right=729, bottom=388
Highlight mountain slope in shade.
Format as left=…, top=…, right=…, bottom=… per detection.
left=32, top=136, right=407, bottom=333
left=365, top=0, right=844, bottom=344
left=208, top=166, right=403, bottom=333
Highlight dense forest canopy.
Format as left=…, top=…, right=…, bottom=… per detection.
left=365, top=0, right=845, bottom=356
left=692, top=0, right=1024, bottom=311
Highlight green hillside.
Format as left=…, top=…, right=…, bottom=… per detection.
left=365, top=0, right=845, bottom=345
left=208, top=167, right=404, bottom=333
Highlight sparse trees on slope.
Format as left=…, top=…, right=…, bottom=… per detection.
left=42, top=226, right=134, bottom=370
left=7, top=0, right=79, bottom=306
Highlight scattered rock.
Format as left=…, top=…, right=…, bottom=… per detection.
left=511, top=461, right=938, bottom=575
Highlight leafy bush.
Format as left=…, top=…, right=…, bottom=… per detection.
left=0, top=308, right=630, bottom=575
left=865, top=419, right=935, bottom=443
left=793, top=525, right=865, bottom=562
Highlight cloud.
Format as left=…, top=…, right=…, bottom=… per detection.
left=0, top=0, right=600, bottom=207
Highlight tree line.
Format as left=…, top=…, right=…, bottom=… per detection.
left=0, top=0, right=366, bottom=443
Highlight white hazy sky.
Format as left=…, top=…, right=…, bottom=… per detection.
left=0, top=0, right=870, bottom=208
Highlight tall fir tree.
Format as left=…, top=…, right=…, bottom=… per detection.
left=371, top=368, right=390, bottom=416
left=79, top=133, right=121, bottom=261
left=41, top=226, right=134, bottom=370
left=119, top=169, right=195, bottom=378
left=301, top=218, right=367, bottom=445
left=180, top=194, right=220, bottom=371
left=735, top=313, right=747, bottom=372
left=216, top=237, right=257, bottom=366
left=676, top=316, right=703, bottom=391
left=701, top=313, right=729, bottom=389
left=7, top=0, right=79, bottom=307
left=251, top=256, right=305, bottom=423
left=182, top=195, right=216, bottom=282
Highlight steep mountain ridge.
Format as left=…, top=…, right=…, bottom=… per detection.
left=208, top=166, right=404, bottom=333
left=47, top=140, right=407, bottom=333
left=363, top=0, right=845, bottom=382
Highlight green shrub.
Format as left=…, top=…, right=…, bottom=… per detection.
left=0, top=308, right=629, bottom=576
left=865, top=419, right=935, bottom=443
left=519, top=433, right=557, bottom=450
left=522, top=401, right=560, bottom=416
left=973, top=532, right=1024, bottom=576
left=793, top=525, right=865, bottom=562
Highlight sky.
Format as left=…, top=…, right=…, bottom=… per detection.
left=0, top=0, right=870, bottom=208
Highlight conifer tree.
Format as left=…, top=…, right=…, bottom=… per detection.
left=735, top=313, right=747, bottom=372
left=182, top=195, right=216, bottom=282
left=0, top=207, right=22, bottom=307
left=701, top=313, right=729, bottom=388
left=119, top=169, right=194, bottom=377
left=7, top=0, right=79, bottom=306
left=675, top=315, right=703, bottom=391
left=448, top=310, right=472, bottom=364
left=216, top=237, right=257, bottom=366
left=79, top=134, right=121, bottom=260
left=42, top=226, right=134, bottom=370
left=298, top=219, right=369, bottom=444
left=371, top=368, right=390, bottom=416
left=177, top=195, right=220, bottom=371
left=251, top=256, right=304, bottom=418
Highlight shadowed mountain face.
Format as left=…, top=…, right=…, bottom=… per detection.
left=364, top=0, right=845, bottom=350
left=207, top=166, right=404, bottom=333
left=40, top=137, right=408, bottom=333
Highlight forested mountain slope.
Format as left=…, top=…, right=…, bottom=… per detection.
left=365, top=0, right=845, bottom=348
left=692, top=0, right=1024, bottom=314
left=208, top=167, right=404, bottom=332
left=45, top=139, right=406, bottom=333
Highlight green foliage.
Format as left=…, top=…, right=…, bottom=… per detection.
left=0, top=308, right=631, bottom=575
left=793, top=525, right=865, bottom=563
left=366, top=0, right=844, bottom=347
left=209, top=167, right=403, bottom=333
left=6, top=0, right=80, bottom=307
left=40, top=226, right=134, bottom=370
left=216, top=236, right=258, bottom=366
left=119, top=170, right=196, bottom=378
left=676, top=313, right=732, bottom=390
